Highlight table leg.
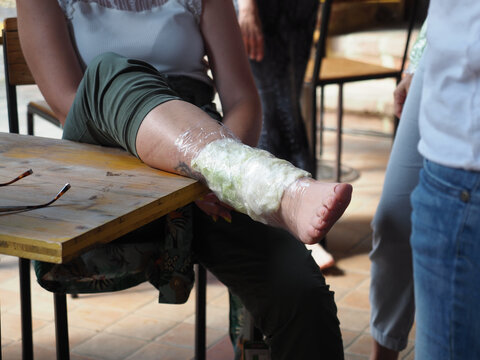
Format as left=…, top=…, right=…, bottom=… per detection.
left=54, top=294, right=70, bottom=360
left=19, top=258, right=33, bottom=360
left=195, top=264, right=206, bottom=360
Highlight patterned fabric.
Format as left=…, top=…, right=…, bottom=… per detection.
left=34, top=205, right=195, bottom=304
left=406, top=21, right=427, bottom=74
left=57, top=0, right=202, bottom=22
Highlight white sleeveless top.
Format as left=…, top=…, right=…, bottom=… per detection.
left=57, top=0, right=211, bottom=84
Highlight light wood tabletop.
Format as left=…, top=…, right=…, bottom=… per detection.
left=0, top=132, right=208, bottom=263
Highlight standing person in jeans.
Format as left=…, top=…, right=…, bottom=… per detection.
left=369, top=23, right=426, bottom=359
left=235, top=0, right=336, bottom=270
left=410, top=0, right=480, bottom=357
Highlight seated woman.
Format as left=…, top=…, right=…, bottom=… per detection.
left=17, top=0, right=352, bottom=358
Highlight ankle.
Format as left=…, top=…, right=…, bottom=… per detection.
left=370, top=340, right=399, bottom=360
left=277, top=177, right=312, bottom=227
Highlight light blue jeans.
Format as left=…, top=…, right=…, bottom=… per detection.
left=369, top=61, right=425, bottom=351
left=411, top=159, right=480, bottom=359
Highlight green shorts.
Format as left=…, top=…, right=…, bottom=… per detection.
left=62, top=52, right=220, bottom=157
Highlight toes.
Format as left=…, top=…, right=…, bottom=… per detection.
left=303, top=226, right=323, bottom=244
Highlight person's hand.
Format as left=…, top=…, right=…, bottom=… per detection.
left=393, top=73, right=414, bottom=118
left=237, top=0, right=264, bottom=62
left=195, top=192, right=233, bottom=222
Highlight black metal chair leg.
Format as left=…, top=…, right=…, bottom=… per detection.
left=54, top=293, right=70, bottom=360
left=335, top=84, right=344, bottom=183
left=27, top=111, right=34, bottom=136
left=319, top=86, right=325, bottom=157
left=19, top=258, right=33, bottom=360
left=310, top=82, right=318, bottom=179
left=195, top=264, right=206, bottom=360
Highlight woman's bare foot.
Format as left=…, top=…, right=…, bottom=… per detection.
left=277, top=178, right=352, bottom=244
left=306, top=243, right=335, bottom=270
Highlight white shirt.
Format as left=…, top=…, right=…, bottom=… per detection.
left=419, top=0, right=480, bottom=170
left=58, top=0, right=211, bottom=84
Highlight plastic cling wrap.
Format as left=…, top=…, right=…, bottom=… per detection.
left=190, top=138, right=311, bottom=223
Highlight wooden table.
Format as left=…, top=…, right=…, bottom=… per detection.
left=0, top=132, right=208, bottom=359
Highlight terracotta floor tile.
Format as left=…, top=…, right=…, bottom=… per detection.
left=328, top=285, right=350, bottom=302
left=207, top=335, right=235, bottom=360
left=336, top=254, right=371, bottom=273
left=327, top=226, right=370, bottom=253
left=402, top=347, right=415, bottom=360
left=9, top=294, right=55, bottom=321
left=71, top=354, right=98, bottom=360
left=205, top=281, right=229, bottom=302
left=352, top=237, right=374, bottom=254
left=341, top=219, right=375, bottom=241
left=344, top=353, right=369, bottom=360
left=105, top=313, right=179, bottom=341
left=1, top=312, right=47, bottom=341
left=408, top=322, right=416, bottom=340
left=341, top=329, right=361, bottom=348
left=326, top=270, right=369, bottom=290
left=2, top=342, right=58, bottom=360
left=184, top=304, right=229, bottom=331
left=136, top=299, right=196, bottom=322
left=208, top=291, right=229, bottom=309
left=0, top=289, right=22, bottom=312
left=155, top=322, right=226, bottom=349
left=357, top=278, right=370, bottom=291
left=0, top=336, right=13, bottom=347
left=337, top=307, right=370, bottom=332
left=125, top=342, right=193, bottom=360
left=67, top=305, right=126, bottom=331
left=345, top=334, right=372, bottom=356
left=72, top=332, right=147, bottom=360
left=33, top=323, right=97, bottom=349
left=338, top=288, right=370, bottom=311
left=400, top=340, right=415, bottom=360
left=0, top=276, right=20, bottom=293
left=156, top=322, right=195, bottom=349
left=69, top=287, right=157, bottom=313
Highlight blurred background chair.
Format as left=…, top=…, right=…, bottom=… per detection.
left=304, top=0, right=421, bottom=181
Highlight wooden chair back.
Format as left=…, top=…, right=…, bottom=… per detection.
left=3, top=17, right=61, bottom=135
left=3, top=18, right=36, bottom=86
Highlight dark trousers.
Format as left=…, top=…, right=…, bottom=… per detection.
left=194, top=208, right=344, bottom=359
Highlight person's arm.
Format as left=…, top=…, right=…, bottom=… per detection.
left=200, top=0, right=262, bottom=147
left=16, top=0, right=84, bottom=124
left=393, top=73, right=413, bottom=118
left=236, top=0, right=264, bottom=62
